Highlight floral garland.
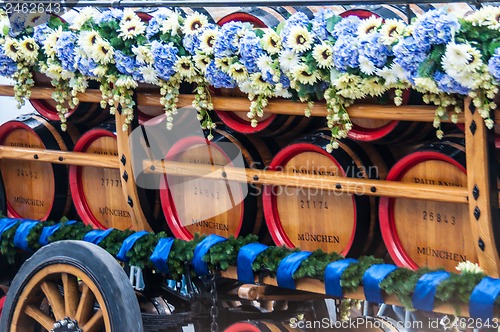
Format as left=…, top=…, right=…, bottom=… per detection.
left=0, top=219, right=497, bottom=312
left=0, top=7, right=499, bottom=147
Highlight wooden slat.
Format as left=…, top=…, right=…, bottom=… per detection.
left=464, top=98, right=500, bottom=277
left=4, top=84, right=500, bottom=123
left=222, top=267, right=473, bottom=317
left=24, top=304, right=56, bottom=330
left=0, top=146, right=120, bottom=168
left=114, top=111, right=152, bottom=231
left=144, top=160, right=469, bottom=203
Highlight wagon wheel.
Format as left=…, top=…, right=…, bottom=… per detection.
left=0, top=240, right=142, bottom=332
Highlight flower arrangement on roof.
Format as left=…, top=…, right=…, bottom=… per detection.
left=0, top=6, right=499, bottom=147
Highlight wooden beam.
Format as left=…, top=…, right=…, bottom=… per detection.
left=464, top=98, right=500, bottom=277
left=0, top=146, right=120, bottom=168
left=143, top=160, right=469, bottom=203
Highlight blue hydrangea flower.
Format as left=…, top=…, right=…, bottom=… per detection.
left=33, top=23, right=52, bottom=44
left=76, top=54, right=98, bottom=78
left=151, top=40, right=178, bottom=81
left=358, top=32, right=391, bottom=68
left=55, top=32, right=77, bottom=72
left=331, top=16, right=360, bottom=40
left=413, top=9, right=460, bottom=47
left=311, top=9, right=335, bottom=41
left=333, top=36, right=359, bottom=71
left=0, top=47, right=17, bottom=77
left=434, top=71, right=470, bottom=95
left=146, top=13, right=167, bottom=40
left=239, top=31, right=265, bottom=74
left=393, top=36, right=430, bottom=82
left=262, top=69, right=290, bottom=89
left=96, top=9, right=123, bottom=24
left=132, top=68, right=145, bottom=82
left=488, top=48, right=500, bottom=82
left=205, top=60, right=236, bottom=88
left=281, top=12, right=310, bottom=46
left=114, top=50, right=135, bottom=76
left=213, top=21, right=247, bottom=59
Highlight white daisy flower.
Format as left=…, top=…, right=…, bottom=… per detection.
left=379, top=19, right=406, bottom=45
left=60, top=69, right=75, bottom=80
left=261, top=29, right=281, bottom=55
left=256, top=55, right=274, bottom=75
left=375, top=66, right=398, bottom=85
left=363, top=77, right=386, bottom=97
left=273, top=83, right=292, bottom=98
left=456, top=261, right=483, bottom=274
left=292, top=63, right=319, bottom=85
left=312, top=42, right=333, bottom=69
left=183, top=13, right=209, bottom=35
left=119, top=20, right=146, bottom=40
left=391, top=63, right=407, bottom=82
left=160, top=12, right=182, bottom=36
left=199, top=29, right=217, bottom=55
left=442, top=43, right=472, bottom=67
left=70, top=7, right=99, bottom=30
left=193, top=53, right=211, bottom=73
left=45, top=64, right=63, bottom=80
left=43, top=27, right=63, bottom=58
left=286, top=26, right=313, bottom=53
left=92, top=66, right=107, bottom=77
left=140, top=66, right=158, bottom=84
left=279, top=49, right=301, bottom=72
left=132, top=45, right=154, bottom=65
left=358, top=16, right=383, bottom=36
left=359, top=56, right=376, bottom=75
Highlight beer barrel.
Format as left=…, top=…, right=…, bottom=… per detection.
left=30, top=72, right=110, bottom=126
left=262, top=130, right=392, bottom=257
left=224, top=320, right=298, bottom=332
left=69, top=122, right=163, bottom=230
left=379, top=137, right=476, bottom=271
left=160, top=127, right=277, bottom=241
left=0, top=114, right=79, bottom=220
left=214, top=12, right=315, bottom=138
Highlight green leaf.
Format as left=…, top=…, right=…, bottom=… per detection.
left=2, top=25, right=9, bottom=36
left=275, top=21, right=286, bottom=35
left=488, top=40, right=500, bottom=57
left=417, top=59, right=437, bottom=78
left=326, top=15, right=342, bottom=34
left=254, top=28, right=265, bottom=38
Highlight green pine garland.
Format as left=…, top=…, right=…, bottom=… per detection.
left=0, top=219, right=498, bottom=312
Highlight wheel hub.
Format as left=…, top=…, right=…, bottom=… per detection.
left=50, top=317, right=82, bottom=332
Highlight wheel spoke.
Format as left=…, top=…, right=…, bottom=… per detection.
left=82, top=309, right=104, bottom=332
left=25, top=304, right=56, bottom=331
left=75, top=283, right=95, bottom=326
left=62, top=273, right=79, bottom=317
left=40, top=281, right=65, bottom=321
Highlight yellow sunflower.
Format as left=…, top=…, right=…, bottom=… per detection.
left=312, top=42, right=333, bottom=69
left=119, top=20, right=146, bottom=40
left=175, top=56, right=196, bottom=79
left=19, top=37, right=38, bottom=65
left=286, top=26, right=313, bottom=53
left=261, top=29, right=281, bottom=55
left=92, top=40, right=114, bottom=64
left=3, top=38, right=19, bottom=61
left=292, top=64, right=318, bottom=85
left=183, top=13, right=208, bottom=35
left=199, top=29, right=217, bottom=55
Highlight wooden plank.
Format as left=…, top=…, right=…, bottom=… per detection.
left=0, top=146, right=120, bottom=168
left=4, top=84, right=500, bottom=123
left=221, top=267, right=473, bottom=317
left=114, top=111, right=152, bottom=232
left=144, top=160, right=469, bottom=203
left=464, top=98, right=500, bottom=277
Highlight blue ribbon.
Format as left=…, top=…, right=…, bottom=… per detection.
left=116, top=231, right=149, bottom=262
left=325, top=258, right=358, bottom=297
left=362, top=264, right=398, bottom=303
left=39, top=220, right=78, bottom=246
left=237, top=243, right=268, bottom=284
left=0, top=218, right=21, bottom=239
left=412, top=271, right=450, bottom=311
left=82, top=228, right=114, bottom=245
left=13, top=221, right=39, bottom=252
left=276, top=251, right=312, bottom=289
left=150, top=237, right=175, bottom=274
left=470, top=277, right=500, bottom=320
left=192, top=235, right=227, bottom=276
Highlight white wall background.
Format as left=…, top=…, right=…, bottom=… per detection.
left=0, top=77, right=35, bottom=124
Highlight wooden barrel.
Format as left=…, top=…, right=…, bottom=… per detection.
left=160, top=127, right=277, bottom=241
left=262, top=130, right=392, bottom=257
left=69, top=122, right=163, bottom=230
left=214, top=11, right=315, bottom=138
left=379, top=137, right=476, bottom=271
left=224, top=320, right=298, bottom=332
left=30, top=72, right=110, bottom=127
left=0, top=114, right=79, bottom=220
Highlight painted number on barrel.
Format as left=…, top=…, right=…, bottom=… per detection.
left=101, top=178, right=122, bottom=187
left=300, top=200, right=328, bottom=209
left=422, top=211, right=456, bottom=225
left=17, top=168, right=38, bottom=179
left=194, top=186, right=220, bottom=199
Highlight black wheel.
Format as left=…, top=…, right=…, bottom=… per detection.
left=0, top=240, right=143, bottom=332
